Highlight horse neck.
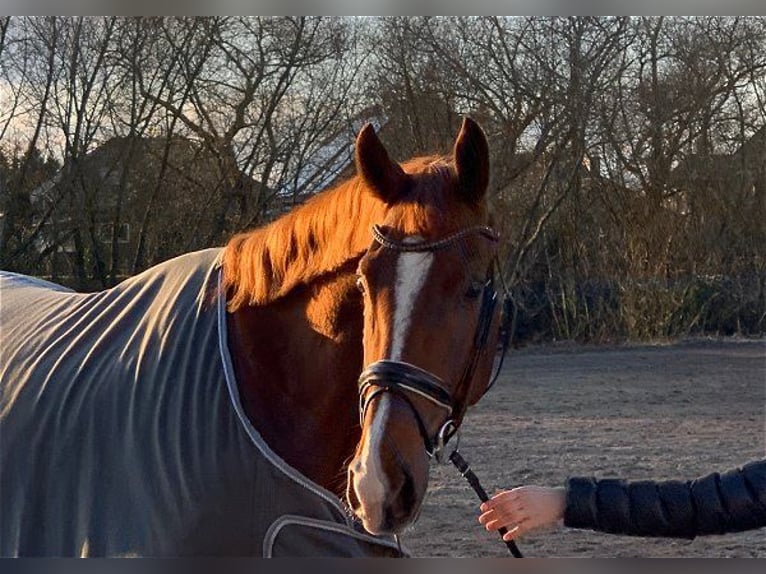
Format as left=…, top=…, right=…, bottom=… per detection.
left=227, top=266, right=363, bottom=497
left=224, top=181, right=385, bottom=497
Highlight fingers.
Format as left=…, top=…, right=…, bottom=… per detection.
left=479, top=490, right=520, bottom=517
left=481, top=489, right=520, bottom=510
left=478, top=485, right=566, bottom=542
left=483, top=513, right=532, bottom=542
left=477, top=487, right=538, bottom=540
left=479, top=506, right=525, bottom=529
left=481, top=510, right=529, bottom=541
left=478, top=508, right=518, bottom=530
left=483, top=515, right=522, bottom=532
left=502, top=525, right=522, bottom=541
left=478, top=492, right=527, bottom=534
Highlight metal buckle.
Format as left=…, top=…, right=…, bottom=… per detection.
left=433, top=419, right=460, bottom=464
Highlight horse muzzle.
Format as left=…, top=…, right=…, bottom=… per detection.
left=346, top=449, right=423, bottom=535
left=349, top=359, right=462, bottom=534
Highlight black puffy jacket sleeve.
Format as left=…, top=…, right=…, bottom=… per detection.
left=563, top=459, right=766, bottom=538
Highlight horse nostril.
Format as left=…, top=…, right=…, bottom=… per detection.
left=381, top=466, right=419, bottom=530
left=346, top=482, right=358, bottom=509
left=380, top=474, right=418, bottom=534
left=347, top=461, right=364, bottom=497
left=399, top=469, right=417, bottom=512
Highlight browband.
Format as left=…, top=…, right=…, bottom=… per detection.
left=371, top=224, right=499, bottom=253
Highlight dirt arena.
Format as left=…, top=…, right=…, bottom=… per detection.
left=401, top=338, right=766, bottom=558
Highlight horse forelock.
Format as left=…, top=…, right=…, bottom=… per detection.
left=388, top=155, right=489, bottom=237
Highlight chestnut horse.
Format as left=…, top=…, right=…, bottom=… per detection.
left=0, top=118, right=501, bottom=556
left=223, top=117, right=501, bottom=534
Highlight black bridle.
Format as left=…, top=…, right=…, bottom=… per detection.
left=357, top=223, right=500, bottom=462
left=356, top=223, right=523, bottom=558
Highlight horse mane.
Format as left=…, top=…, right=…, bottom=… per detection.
left=222, top=156, right=465, bottom=311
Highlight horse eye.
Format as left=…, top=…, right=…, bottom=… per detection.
left=465, top=280, right=484, bottom=300
left=356, top=275, right=366, bottom=294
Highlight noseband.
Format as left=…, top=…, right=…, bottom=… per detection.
left=358, top=224, right=500, bottom=463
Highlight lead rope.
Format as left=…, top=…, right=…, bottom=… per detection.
left=448, top=257, right=523, bottom=558
left=449, top=450, right=523, bottom=558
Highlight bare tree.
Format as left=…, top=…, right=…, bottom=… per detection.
left=138, top=17, right=364, bottom=247
left=1, top=16, right=762, bottom=337
left=1, top=17, right=70, bottom=274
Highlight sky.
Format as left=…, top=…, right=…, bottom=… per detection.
left=1, top=0, right=765, bottom=16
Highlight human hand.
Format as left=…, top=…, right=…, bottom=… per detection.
left=478, top=486, right=566, bottom=541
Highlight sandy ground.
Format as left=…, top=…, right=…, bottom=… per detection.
left=401, top=338, right=766, bottom=558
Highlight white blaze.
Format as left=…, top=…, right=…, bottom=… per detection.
left=355, top=246, right=434, bottom=516
left=390, top=250, right=434, bottom=359
left=354, top=396, right=390, bottom=511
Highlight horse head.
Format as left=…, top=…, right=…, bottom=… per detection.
left=347, top=118, right=502, bottom=534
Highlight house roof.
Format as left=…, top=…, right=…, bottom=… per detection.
left=275, top=106, right=388, bottom=199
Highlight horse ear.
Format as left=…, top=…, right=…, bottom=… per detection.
left=355, top=123, right=408, bottom=203
left=453, top=117, right=490, bottom=204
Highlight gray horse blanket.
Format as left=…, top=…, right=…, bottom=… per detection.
left=0, top=249, right=403, bottom=557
